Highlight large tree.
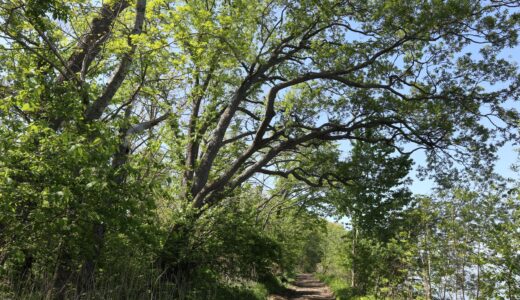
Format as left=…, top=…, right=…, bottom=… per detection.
left=1, top=0, right=519, bottom=296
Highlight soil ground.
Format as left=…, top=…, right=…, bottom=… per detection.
left=269, top=273, right=335, bottom=300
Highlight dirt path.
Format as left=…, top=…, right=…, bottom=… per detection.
left=269, top=273, right=335, bottom=300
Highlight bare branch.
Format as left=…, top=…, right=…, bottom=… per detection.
left=84, top=0, right=147, bottom=122
left=56, top=0, right=130, bottom=83
left=126, top=112, right=170, bottom=136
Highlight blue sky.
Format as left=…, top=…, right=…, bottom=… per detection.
left=409, top=142, right=518, bottom=195
left=409, top=44, right=520, bottom=195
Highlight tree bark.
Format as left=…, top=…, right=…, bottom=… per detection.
left=421, top=225, right=433, bottom=300
left=56, top=0, right=148, bottom=294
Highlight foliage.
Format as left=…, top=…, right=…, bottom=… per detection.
left=1, top=0, right=519, bottom=298
left=317, top=181, right=520, bottom=299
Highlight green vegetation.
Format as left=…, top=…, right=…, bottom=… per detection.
left=0, top=0, right=519, bottom=299
left=317, top=184, right=520, bottom=299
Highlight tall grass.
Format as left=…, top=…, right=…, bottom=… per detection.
left=0, top=263, right=282, bottom=299
left=316, top=273, right=376, bottom=300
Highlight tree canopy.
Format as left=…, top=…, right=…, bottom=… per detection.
left=0, top=0, right=519, bottom=299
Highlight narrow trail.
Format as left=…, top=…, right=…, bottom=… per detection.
left=269, top=273, right=335, bottom=300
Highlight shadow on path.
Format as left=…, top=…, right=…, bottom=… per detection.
left=269, top=274, right=335, bottom=300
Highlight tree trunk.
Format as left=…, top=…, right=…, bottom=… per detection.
left=53, top=249, right=73, bottom=300
left=351, top=226, right=357, bottom=290
left=75, top=141, right=129, bottom=295
left=421, top=251, right=432, bottom=300
left=420, top=224, right=433, bottom=300
left=156, top=221, right=199, bottom=298
left=75, top=223, right=106, bottom=297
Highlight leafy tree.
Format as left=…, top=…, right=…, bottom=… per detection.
left=320, top=181, right=520, bottom=300
left=1, top=0, right=519, bottom=298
